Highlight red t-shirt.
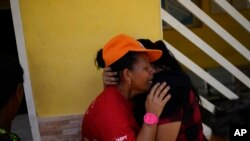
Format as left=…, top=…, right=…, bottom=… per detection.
left=82, top=86, right=139, bottom=141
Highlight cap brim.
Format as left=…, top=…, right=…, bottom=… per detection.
left=129, top=49, right=162, bottom=62
left=147, top=50, right=162, bottom=62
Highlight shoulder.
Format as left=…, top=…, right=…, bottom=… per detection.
left=88, top=86, right=133, bottom=118
left=95, top=86, right=121, bottom=104
left=83, top=87, right=137, bottom=140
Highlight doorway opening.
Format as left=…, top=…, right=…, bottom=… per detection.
left=0, top=1, right=32, bottom=141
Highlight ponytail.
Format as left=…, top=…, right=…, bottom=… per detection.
left=95, top=49, right=105, bottom=69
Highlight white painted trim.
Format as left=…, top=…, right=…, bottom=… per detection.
left=177, top=0, right=250, bottom=61
left=161, top=8, right=250, bottom=89
left=163, top=40, right=238, bottom=100
left=10, top=0, right=41, bottom=141
left=213, top=0, right=250, bottom=33
left=159, top=0, right=163, bottom=38
left=202, top=123, right=212, bottom=140
left=200, top=96, right=215, bottom=113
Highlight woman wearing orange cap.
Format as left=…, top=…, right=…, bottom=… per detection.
left=81, top=34, right=171, bottom=141
left=102, top=39, right=207, bottom=141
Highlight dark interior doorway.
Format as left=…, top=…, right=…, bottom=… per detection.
left=0, top=6, right=28, bottom=115
left=1, top=3, right=33, bottom=141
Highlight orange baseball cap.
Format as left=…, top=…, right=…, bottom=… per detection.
left=103, top=34, right=162, bottom=67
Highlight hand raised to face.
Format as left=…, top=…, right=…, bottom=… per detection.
left=145, top=82, right=171, bottom=117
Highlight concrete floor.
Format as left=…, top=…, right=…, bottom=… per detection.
left=11, top=114, right=33, bottom=141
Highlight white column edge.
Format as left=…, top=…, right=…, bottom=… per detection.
left=10, top=0, right=41, bottom=141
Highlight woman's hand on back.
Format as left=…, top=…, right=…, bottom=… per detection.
left=145, top=82, right=171, bottom=117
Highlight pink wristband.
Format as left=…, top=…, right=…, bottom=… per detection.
left=143, top=113, right=159, bottom=125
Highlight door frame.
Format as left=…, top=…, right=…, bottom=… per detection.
left=10, top=0, right=41, bottom=140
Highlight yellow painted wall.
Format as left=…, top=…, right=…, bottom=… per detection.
left=19, top=0, right=162, bottom=117
left=163, top=1, right=250, bottom=68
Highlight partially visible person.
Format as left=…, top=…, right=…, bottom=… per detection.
left=81, top=34, right=171, bottom=141
left=0, top=51, right=24, bottom=141
left=103, top=39, right=207, bottom=141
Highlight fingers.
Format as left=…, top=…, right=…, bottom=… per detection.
left=103, top=67, right=117, bottom=77
left=154, top=82, right=167, bottom=97
left=102, top=67, right=119, bottom=87
left=146, top=82, right=171, bottom=116
left=103, top=75, right=118, bottom=82
left=162, top=94, right=171, bottom=105
left=158, top=84, right=170, bottom=100
left=103, top=67, right=112, bottom=72
left=149, top=82, right=168, bottom=99
left=104, top=81, right=118, bottom=85
left=148, top=83, right=160, bottom=100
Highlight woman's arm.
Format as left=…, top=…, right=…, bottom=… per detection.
left=136, top=83, right=171, bottom=141
left=156, top=122, right=181, bottom=141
